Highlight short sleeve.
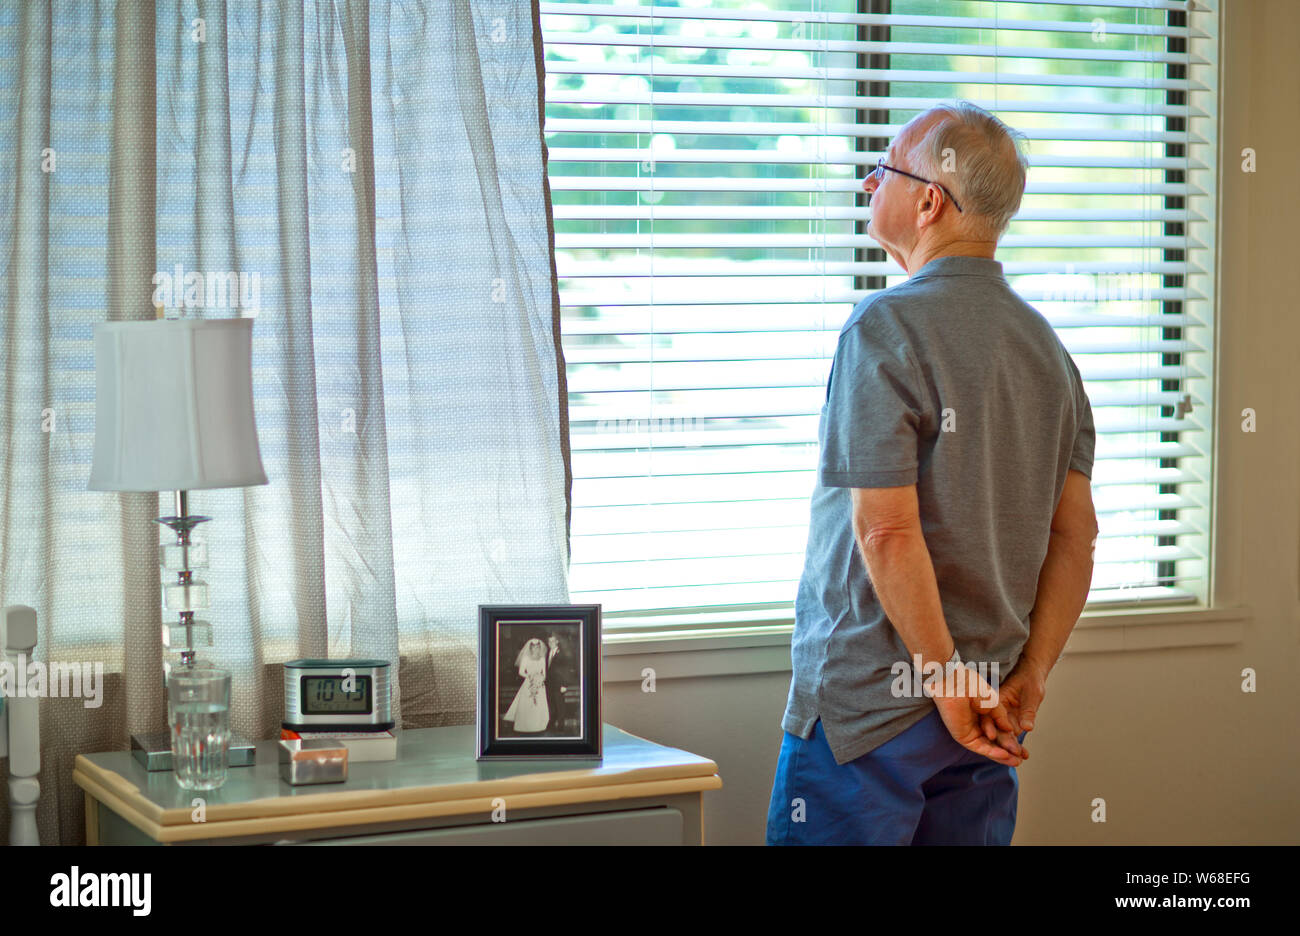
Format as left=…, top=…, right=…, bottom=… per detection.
left=1068, top=372, right=1095, bottom=479
left=819, top=317, right=925, bottom=488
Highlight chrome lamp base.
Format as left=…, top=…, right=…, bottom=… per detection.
left=139, top=490, right=257, bottom=773
left=130, top=730, right=257, bottom=772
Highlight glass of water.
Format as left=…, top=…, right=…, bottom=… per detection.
left=168, top=664, right=231, bottom=791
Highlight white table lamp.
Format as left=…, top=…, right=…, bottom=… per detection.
left=89, top=317, right=268, bottom=769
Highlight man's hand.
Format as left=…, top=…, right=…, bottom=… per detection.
left=929, top=663, right=1025, bottom=766
left=980, top=656, right=1048, bottom=748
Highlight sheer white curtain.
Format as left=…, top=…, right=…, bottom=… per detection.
left=0, top=0, right=570, bottom=844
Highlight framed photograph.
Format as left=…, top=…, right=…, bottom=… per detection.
left=476, top=604, right=601, bottom=760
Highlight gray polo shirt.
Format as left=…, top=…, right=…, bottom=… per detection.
left=781, top=254, right=1095, bottom=766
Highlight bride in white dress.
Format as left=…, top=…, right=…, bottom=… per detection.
left=503, top=637, right=549, bottom=733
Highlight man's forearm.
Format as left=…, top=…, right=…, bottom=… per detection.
left=1020, top=529, right=1095, bottom=674
left=857, top=527, right=954, bottom=670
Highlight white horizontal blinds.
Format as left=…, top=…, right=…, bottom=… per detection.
left=846, top=0, right=1216, bottom=609
left=544, top=0, right=859, bottom=617
left=540, top=0, right=1217, bottom=620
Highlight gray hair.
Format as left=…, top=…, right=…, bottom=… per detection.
left=905, top=102, right=1029, bottom=239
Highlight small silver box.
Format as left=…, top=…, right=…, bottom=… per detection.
left=278, top=738, right=349, bottom=786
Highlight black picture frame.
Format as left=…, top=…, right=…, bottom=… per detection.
left=476, top=604, right=601, bottom=760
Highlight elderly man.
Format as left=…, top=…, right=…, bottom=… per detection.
left=766, top=102, right=1098, bottom=846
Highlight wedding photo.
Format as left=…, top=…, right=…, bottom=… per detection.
left=495, top=622, right=583, bottom=741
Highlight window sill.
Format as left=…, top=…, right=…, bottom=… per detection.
left=600, top=604, right=1252, bottom=683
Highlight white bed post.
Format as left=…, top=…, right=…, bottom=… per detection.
left=2, top=605, right=39, bottom=846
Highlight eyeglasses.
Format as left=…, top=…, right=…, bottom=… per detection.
left=869, top=157, right=963, bottom=213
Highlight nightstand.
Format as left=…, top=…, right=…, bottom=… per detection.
left=73, top=723, right=721, bottom=845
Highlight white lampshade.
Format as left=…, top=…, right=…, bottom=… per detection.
left=88, top=318, right=268, bottom=492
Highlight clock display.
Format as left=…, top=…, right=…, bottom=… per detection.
left=301, top=675, right=371, bottom=715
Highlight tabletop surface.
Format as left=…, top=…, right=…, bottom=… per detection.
left=75, top=723, right=720, bottom=826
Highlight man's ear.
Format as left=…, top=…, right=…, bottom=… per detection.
left=916, top=186, right=942, bottom=228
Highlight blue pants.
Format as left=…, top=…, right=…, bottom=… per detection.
left=765, top=709, right=1025, bottom=845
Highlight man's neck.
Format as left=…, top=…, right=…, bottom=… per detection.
left=903, top=239, right=997, bottom=275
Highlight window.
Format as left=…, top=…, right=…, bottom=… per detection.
left=541, top=0, right=1218, bottom=624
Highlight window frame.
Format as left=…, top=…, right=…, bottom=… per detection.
left=539, top=0, right=1238, bottom=653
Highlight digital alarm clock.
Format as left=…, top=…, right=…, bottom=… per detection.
left=283, top=658, right=393, bottom=732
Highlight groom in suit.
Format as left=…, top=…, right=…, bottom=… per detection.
left=544, top=632, right=570, bottom=733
